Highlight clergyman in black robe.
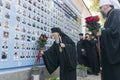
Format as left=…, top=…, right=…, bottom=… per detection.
left=98, top=4, right=120, bottom=80
left=77, top=33, right=88, bottom=66
left=42, top=27, right=77, bottom=80
left=82, top=33, right=100, bottom=75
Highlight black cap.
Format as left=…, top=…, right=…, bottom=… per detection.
left=51, top=27, right=61, bottom=33
left=79, top=33, right=83, bottom=36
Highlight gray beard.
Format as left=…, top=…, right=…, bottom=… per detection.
left=55, top=39, right=60, bottom=44
left=101, top=11, right=107, bottom=19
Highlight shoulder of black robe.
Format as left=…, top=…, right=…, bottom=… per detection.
left=42, top=42, right=59, bottom=74
left=101, top=9, right=120, bottom=64
left=62, top=36, right=77, bottom=70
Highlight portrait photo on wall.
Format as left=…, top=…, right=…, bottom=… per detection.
left=1, top=51, right=7, bottom=61
left=4, top=21, right=9, bottom=28
left=13, top=52, right=18, bottom=60
left=21, top=43, right=25, bottom=49
left=5, top=12, right=10, bottom=19
left=15, top=34, right=19, bottom=40
left=20, top=52, right=25, bottom=60
left=14, top=42, right=19, bottom=49
left=3, top=31, right=9, bottom=38
left=15, top=24, right=20, bottom=31
left=2, top=41, right=8, bottom=49
left=26, top=52, right=30, bottom=59
left=31, top=52, right=35, bottom=58
left=5, top=1, right=10, bottom=10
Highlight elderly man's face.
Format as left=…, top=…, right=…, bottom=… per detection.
left=100, top=5, right=108, bottom=18
left=52, top=32, right=60, bottom=40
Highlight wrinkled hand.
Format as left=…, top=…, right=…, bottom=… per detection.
left=41, top=50, right=44, bottom=56
left=60, top=43, right=65, bottom=48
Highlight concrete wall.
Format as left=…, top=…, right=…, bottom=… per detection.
left=0, top=66, right=59, bottom=80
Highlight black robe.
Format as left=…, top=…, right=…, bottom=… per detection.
left=42, top=36, right=77, bottom=80
left=82, top=39, right=100, bottom=74
left=100, top=9, right=120, bottom=80
left=77, top=40, right=88, bottom=66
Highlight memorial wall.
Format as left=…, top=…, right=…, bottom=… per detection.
left=0, top=0, right=81, bottom=70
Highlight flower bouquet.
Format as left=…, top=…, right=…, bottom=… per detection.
left=36, top=34, right=48, bottom=63
left=31, top=34, right=48, bottom=75
left=85, top=16, right=101, bottom=36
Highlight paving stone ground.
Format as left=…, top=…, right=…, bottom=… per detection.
left=77, top=74, right=101, bottom=80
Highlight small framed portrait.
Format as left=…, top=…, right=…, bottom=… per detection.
left=27, top=29, right=31, bottom=34
left=4, top=21, right=9, bottom=28
left=26, top=43, right=30, bottom=50
left=14, top=42, right=19, bottom=49
left=33, top=1, right=36, bottom=7
left=28, top=13, right=31, bottom=18
left=22, top=26, right=26, bottom=33
left=37, top=24, right=40, bottom=29
left=27, top=36, right=31, bottom=42
left=33, top=9, right=36, bottom=13
left=21, top=34, right=25, bottom=41
left=16, top=16, right=20, bottom=22
left=23, top=3, right=27, bottom=9
left=6, top=2, right=10, bottom=9
left=31, top=52, right=35, bottom=58
left=37, top=17, right=40, bottom=22
left=13, top=52, right=18, bottom=60
left=3, top=31, right=9, bottom=38
left=5, top=12, right=10, bottom=19
left=28, top=6, right=32, bottom=11
left=36, top=31, right=39, bottom=36
left=28, top=20, right=31, bottom=26
left=15, top=24, right=20, bottom=31
left=32, top=44, right=35, bottom=50
left=1, top=51, right=7, bottom=61
left=23, top=10, right=26, bottom=16
left=26, top=52, right=30, bottom=58
left=15, top=34, right=19, bottom=40
left=21, top=43, right=25, bottom=49
left=32, top=30, right=35, bottom=35
left=20, top=52, right=25, bottom=59
left=32, top=16, right=36, bottom=20
left=22, top=18, right=26, bottom=24
left=32, top=22, right=35, bottom=27
left=2, top=41, right=8, bottom=49
left=32, top=36, right=36, bottom=41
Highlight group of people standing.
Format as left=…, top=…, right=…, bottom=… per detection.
left=42, top=27, right=100, bottom=80
left=41, top=0, right=120, bottom=80
left=77, top=33, right=100, bottom=75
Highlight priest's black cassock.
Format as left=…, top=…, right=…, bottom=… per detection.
left=77, top=39, right=88, bottom=66
left=82, top=39, right=100, bottom=74
left=42, top=29, right=77, bottom=80
left=100, top=9, right=120, bottom=80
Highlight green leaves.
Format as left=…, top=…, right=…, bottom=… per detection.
left=37, top=34, right=48, bottom=50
